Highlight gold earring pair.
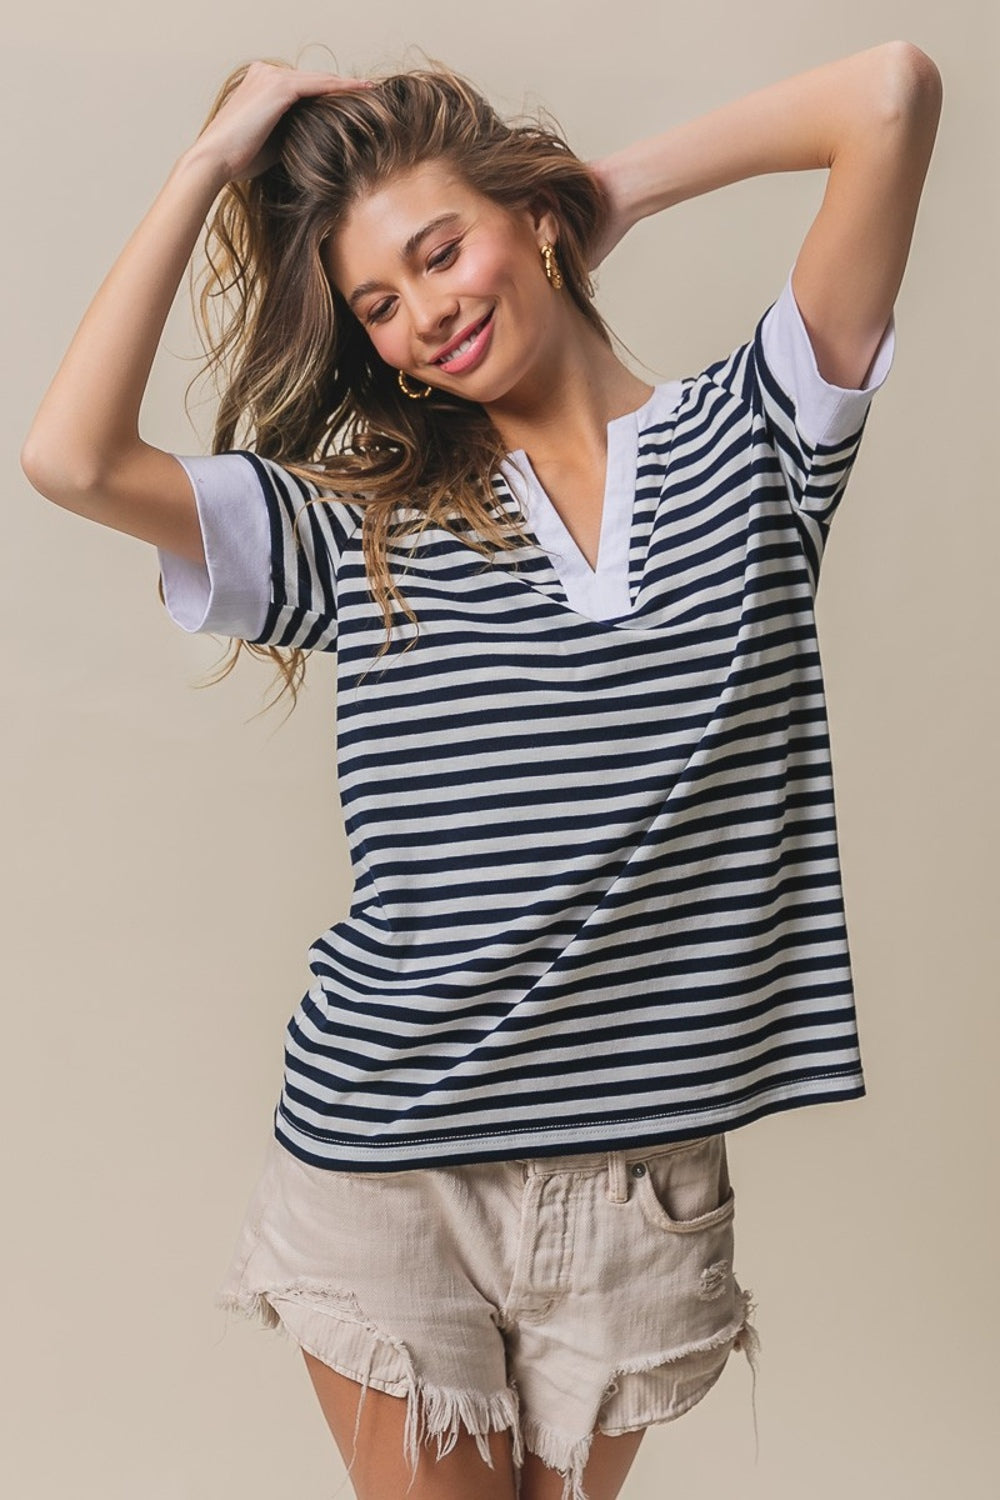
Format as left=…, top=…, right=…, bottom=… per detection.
left=397, top=241, right=563, bottom=400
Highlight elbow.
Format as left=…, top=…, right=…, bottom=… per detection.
left=881, top=41, right=943, bottom=118
left=19, top=434, right=52, bottom=495
left=20, top=432, right=103, bottom=500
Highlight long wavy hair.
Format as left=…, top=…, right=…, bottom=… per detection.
left=166, top=52, right=619, bottom=715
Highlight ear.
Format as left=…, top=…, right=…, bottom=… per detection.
left=525, top=191, right=560, bottom=248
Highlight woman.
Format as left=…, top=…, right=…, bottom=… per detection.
left=21, top=42, right=941, bottom=1500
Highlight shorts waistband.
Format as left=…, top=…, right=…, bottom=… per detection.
left=514, top=1134, right=718, bottom=1180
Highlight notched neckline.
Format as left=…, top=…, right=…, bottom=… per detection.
left=497, top=380, right=685, bottom=624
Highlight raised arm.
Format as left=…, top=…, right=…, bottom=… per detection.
left=20, top=148, right=228, bottom=564
left=19, top=62, right=373, bottom=566
left=588, top=39, right=942, bottom=389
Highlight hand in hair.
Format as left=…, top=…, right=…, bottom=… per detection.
left=190, top=59, right=375, bottom=185
left=581, top=156, right=640, bottom=271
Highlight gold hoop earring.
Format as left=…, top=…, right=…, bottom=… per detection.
left=540, top=241, right=563, bottom=289
left=398, top=369, right=433, bottom=399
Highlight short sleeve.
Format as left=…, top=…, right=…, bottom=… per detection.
left=156, top=450, right=356, bottom=652
left=707, top=265, right=896, bottom=529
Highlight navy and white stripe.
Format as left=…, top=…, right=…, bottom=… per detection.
left=158, top=265, right=895, bottom=1171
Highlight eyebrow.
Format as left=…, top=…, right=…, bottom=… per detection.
left=346, top=212, right=463, bottom=311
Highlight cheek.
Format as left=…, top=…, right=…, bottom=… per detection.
left=367, top=323, right=408, bottom=366
left=459, top=240, right=519, bottom=297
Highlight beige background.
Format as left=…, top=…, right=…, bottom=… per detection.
left=4, top=2, right=995, bottom=1496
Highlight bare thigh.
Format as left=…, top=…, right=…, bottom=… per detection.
left=302, top=1351, right=646, bottom=1500
left=520, top=1430, right=646, bottom=1500
left=301, top=1350, right=517, bottom=1500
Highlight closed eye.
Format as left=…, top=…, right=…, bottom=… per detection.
left=365, top=241, right=461, bottom=325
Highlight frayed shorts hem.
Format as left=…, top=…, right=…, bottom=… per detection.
left=213, top=1279, right=761, bottom=1500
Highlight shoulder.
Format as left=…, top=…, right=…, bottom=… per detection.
left=232, top=450, right=366, bottom=550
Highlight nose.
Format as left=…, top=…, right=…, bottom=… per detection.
left=409, top=291, right=462, bottom=355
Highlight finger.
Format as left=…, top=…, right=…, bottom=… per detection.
left=297, top=70, right=376, bottom=89
left=302, top=77, right=377, bottom=98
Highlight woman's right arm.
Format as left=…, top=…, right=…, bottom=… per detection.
left=19, top=63, right=372, bottom=567
left=20, top=147, right=229, bottom=565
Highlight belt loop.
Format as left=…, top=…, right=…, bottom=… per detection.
left=606, top=1151, right=629, bottom=1203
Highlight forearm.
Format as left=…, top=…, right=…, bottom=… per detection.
left=605, top=41, right=913, bottom=230
left=21, top=146, right=228, bottom=493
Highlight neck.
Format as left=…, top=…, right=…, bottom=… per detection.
left=483, top=315, right=656, bottom=465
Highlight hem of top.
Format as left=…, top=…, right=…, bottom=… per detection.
left=271, top=1070, right=866, bottom=1172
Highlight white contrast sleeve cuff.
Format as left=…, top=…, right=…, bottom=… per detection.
left=156, top=452, right=271, bottom=638
left=760, top=269, right=896, bottom=448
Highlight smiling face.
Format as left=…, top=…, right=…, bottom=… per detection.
left=324, top=157, right=565, bottom=406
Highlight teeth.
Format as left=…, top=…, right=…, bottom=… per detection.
left=439, top=316, right=488, bottom=364
left=445, top=335, right=475, bottom=361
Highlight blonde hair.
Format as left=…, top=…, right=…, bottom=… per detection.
left=167, top=52, right=617, bottom=714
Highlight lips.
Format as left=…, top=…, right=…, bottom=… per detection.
left=433, top=310, right=494, bottom=365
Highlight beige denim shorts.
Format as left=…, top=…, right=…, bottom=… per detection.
left=215, top=1131, right=761, bottom=1500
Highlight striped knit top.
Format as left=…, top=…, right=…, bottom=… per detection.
left=157, top=265, right=896, bottom=1171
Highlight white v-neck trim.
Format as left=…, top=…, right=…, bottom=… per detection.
left=498, top=380, right=684, bottom=621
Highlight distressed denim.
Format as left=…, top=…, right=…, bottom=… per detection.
left=215, top=1131, right=761, bottom=1500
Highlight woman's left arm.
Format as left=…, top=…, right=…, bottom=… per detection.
left=588, top=40, right=942, bottom=389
